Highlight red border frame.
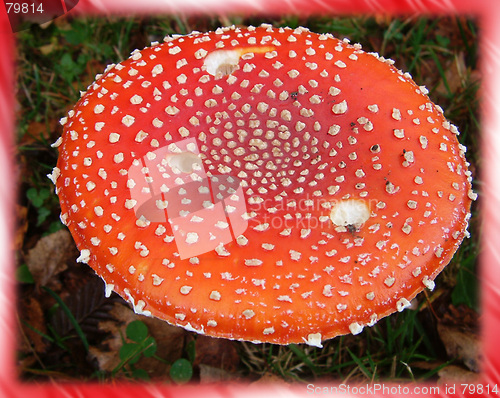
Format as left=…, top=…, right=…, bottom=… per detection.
left=2, top=0, right=498, bottom=396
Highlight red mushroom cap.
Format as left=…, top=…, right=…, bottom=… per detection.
left=50, top=24, right=474, bottom=346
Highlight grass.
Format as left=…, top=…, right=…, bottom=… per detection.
left=239, top=303, right=450, bottom=383
left=15, top=15, right=480, bottom=383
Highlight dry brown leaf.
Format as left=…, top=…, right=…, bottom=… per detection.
left=14, top=204, right=28, bottom=251
left=437, top=322, right=481, bottom=372
left=435, top=52, right=468, bottom=96
left=410, top=360, right=446, bottom=371
left=25, top=229, right=76, bottom=288
left=438, top=364, right=478, bottom=384
left=199, top=364, right=233, bottom=383
left=88, top=302, right=138, bottom=372
left=88, top=302, right=187, bottom=378
left=136, top=315, right=187, bottom=378
left=374, top=14, right=393, bottom=26
left=194, top=335, right=240, bottom=372
left=20, top=119, right=57, bottom=146
left=19, top=297, right=47, bottom=353
left=39, top=42, right=57, bottom=55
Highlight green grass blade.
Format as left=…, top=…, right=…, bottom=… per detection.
left=428, top=47, right=452, bottom=98
left=42, top=286, right=89, bottom=352
left=288, top=344, right=319, bottom=374
left=346, top=347, right=374, bottom=380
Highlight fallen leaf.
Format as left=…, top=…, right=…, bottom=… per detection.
left=19, top=297, right=47, bottom=353
left=20, top=119, right=57, bottom=147
left=437, top=322, right=481, bottom=372
left=88, top=302, right=139, bottom=373
left=39, top=42, right=57, bottom=55
left=438, top=364, right=478, bottom=384
left=25, top=229, right=76, bottom=288
left=136, top=314, right=187, bottom=378
left=374, top=14, right=393, bottom=26
left=194, top=335, right=240, bottom=372
left=14, top=204, right=28, bottom=251
left=437, top=305, right=481, bottom=373
left=435, top=52, right=468, bottom=97
left=88, top=301, right=187, bottom=379
left=51, top=276, right=118, bottom=338
left=199, top=364, right=233, bottom=383
left=410, top=360, right=446, bottom=371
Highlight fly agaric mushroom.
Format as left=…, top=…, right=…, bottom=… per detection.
left=50, top=24, right=475, bottom=346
